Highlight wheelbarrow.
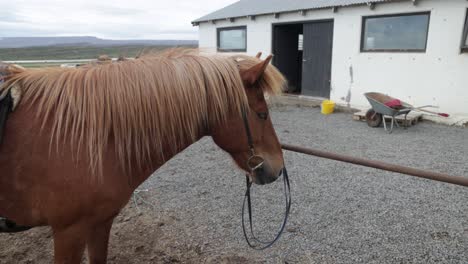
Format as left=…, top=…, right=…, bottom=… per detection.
left=364, top=92, right=449, bottom=133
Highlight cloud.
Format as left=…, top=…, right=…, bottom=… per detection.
left=0, top=12, right=19, bottom=23
left=0, top=0, right=238, bottom=40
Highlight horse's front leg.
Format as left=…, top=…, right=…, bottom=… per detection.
left=52, top=223, right=90, bottom=264
left=86, top=217, right=115, bottom=264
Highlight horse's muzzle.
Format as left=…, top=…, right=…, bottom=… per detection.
left=251, top=163, right=282, bottom=185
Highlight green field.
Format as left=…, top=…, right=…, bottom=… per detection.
left=0, top=45, right=196, bottom=61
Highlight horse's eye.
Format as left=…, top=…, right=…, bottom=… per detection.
left=257, top=112, right=268, bottom=120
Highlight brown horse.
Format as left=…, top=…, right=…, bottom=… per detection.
left=0, top=50, right=286, bottom=263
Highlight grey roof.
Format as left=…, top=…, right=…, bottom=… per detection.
left=193, top=0, right=400, bottom=23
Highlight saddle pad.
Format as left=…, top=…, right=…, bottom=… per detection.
left=0, top=63, right=22, bottom=111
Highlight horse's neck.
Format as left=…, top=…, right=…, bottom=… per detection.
left=128, top=84, right=230, bottom=188
left=130, top=120, right=208, bottom=188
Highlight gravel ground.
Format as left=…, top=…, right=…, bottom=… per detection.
left=138, top=105, right=468, bottom=263
left=1, top=105, right=468, bottom=263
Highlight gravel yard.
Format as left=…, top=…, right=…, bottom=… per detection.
left=1, top=105, right=468, bottom=263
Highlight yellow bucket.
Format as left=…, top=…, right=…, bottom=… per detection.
left=321, top=100, right=335, bottom=115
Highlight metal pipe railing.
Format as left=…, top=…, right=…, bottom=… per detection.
left=281, top=144, right=468, bottom=188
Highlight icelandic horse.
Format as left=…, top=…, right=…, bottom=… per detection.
left=0, top=50, right=286, bottom=263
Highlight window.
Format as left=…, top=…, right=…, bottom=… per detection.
left=461, top=9, right=468, bottom=52
left=298, top=34, right=303, bottom=51
left=361, top=12, right=430, bottom=52
left=217, top=26, right=247, bottom=52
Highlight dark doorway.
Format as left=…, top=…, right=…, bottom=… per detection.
left=273, top=20, right=334, bottom=98
left=272, top=24, right=303, bottom=93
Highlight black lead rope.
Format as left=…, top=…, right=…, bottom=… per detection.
left=242, top=167, right=291, bottom=250
left=240, top=109, right=291, bottom=249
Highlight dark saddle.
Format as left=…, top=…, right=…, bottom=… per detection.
left=0, top=84, right=13, bottom=146
left=0, top=64, right=32, bottom=233
left=0, top=62, right=13, bottom=147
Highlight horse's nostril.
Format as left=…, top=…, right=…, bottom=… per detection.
left=254, top=166, right=264, bottom=174
left=247, top=155, right=265, bottom=172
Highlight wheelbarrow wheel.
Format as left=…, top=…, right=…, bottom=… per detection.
left=365, top=109, right=383, bottom=127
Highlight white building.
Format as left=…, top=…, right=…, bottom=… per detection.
left=193, top=0, right=468, bottom=121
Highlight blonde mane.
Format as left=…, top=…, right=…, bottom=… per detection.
left=1, top=49, right=285, bottom=177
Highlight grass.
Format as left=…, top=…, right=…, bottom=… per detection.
left=19, top=62, right=65, bottom=68
left=0, top=45, right=196, bottom=61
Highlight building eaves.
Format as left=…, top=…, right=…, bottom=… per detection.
left=192, top=0, right=407, bottom=25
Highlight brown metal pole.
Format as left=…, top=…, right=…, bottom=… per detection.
left=281, top=144, right=468, bottom=188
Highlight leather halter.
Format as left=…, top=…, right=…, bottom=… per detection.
left=240, top=108, right=291, bottom=250
left=242, top=110, right=266, bottom=173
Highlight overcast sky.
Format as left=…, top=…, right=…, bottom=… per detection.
left=0, top=0, right=238, bottom=40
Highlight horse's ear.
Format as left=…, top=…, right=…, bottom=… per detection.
left=241, top=55, right=272, bottom=86
left=255, top=52, right=262, bottom=59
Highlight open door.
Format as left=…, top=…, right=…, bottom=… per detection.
left=273, top=24, right=303, bottom=93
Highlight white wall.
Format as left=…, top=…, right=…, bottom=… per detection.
left=198, top=0, right=468, bottom=117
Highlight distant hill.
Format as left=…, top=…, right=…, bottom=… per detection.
left=0, top=36, right=198, bottom=48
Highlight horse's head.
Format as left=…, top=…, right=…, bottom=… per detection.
left=211, top=54, right=285, bottom=185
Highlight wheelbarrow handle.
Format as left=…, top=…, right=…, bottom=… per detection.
left=412, top=105, right=439, bottom=110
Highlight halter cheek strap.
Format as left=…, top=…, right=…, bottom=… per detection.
left=242, top=110, right=255, bottom=157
